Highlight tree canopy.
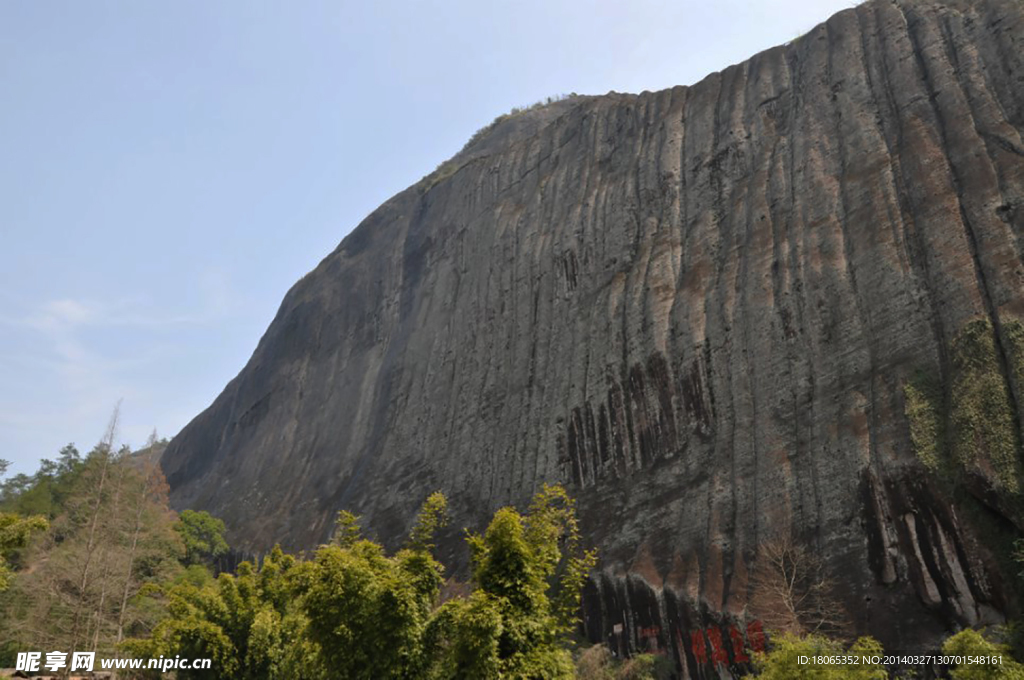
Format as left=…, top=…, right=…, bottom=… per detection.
left=175, top=509, right=229, bottom=567
left=123, top=485, right=595, bottom=680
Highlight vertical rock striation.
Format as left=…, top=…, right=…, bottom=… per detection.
left=162, top=0, right=1024, bottom=673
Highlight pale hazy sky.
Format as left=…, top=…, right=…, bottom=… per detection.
left=1, top=0, right=857, bottom=475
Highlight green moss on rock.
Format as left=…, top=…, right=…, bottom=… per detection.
left=1002, top=319, right=1024, bottom=407
left=950, top=318, right=1022, bottom=493
left=904, top=318, right=1024, bottom=494
left=903, top=370, right=944, bottom=472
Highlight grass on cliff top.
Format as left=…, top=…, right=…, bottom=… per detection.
left=421, top=93, right=581, bottom=191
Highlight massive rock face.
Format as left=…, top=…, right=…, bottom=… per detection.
left=162, top=0, right=1024, bottom=674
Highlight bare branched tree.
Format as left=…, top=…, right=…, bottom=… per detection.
left=3, top=411, right=181, bottom=679
left=68, top=403, right=121, bottom=663
left=747, top=533, right=849, bottom=639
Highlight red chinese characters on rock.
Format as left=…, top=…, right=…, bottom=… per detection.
left=686, top=620, right=765, bottom=667
left=690, top=630, right=708, bottom=665
left=706, top=627, right=729, bottom=665
left=729, top=625, right=750, bottom=663
left=637, top=625, right=661, bottom=652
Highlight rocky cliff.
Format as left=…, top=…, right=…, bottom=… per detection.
left=162, top=0, right=1024, bottom=674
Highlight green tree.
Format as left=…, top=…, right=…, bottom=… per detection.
left=300, top=493, right=448, bottom=679
left=424, top=591, right=504, bottom=679
left=0, top=449, right=48, bottom=592
left=408, top=491, right=449, bottom=553
left=0, top=444, right=85, bottom=518
left=331, top=510, right=362, bottom=548
left=125, top=546, right=321, bottom=680
left=0, top=511, right=48, bottom=592
left=942, top=629, right=1024, bottom=679
left=175, top=509, right=229, bottom=567
left=424, top=484, right=596, bottom=679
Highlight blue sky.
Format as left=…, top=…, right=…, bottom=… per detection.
left=0, top=0, right=855, bottom=475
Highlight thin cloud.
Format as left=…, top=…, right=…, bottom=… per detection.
left=2, top=267, right=237, bottom=332
left=11, top=298, right=199, bottom=331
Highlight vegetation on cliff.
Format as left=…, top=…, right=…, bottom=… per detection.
left=904, top=317, right=1024, bottom=493
left=903, top=317, right=1024, bottom=625
left=422, top=93, right=580, bottom=189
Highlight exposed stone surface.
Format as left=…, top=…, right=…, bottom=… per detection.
left=162, top=0, right=1024, bottom=673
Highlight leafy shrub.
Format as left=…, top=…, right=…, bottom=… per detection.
left=942, top=628, right=1024, bottom=679
left=745, top=633, right=886, bottom=679
left=575, top=645, right=673, bottom=680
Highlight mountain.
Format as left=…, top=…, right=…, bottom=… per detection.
left=161, top=0, right=1024, bottom=672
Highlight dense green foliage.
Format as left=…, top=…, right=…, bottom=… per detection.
left=0, top=456, right=49, bottom=591
left=175, top=508, right=229, bottom=566
left=299, top=495, right=448, bottom=679
left=942, top=629, right=1024, bottom=679
left=0, top=444, right=86, bottom=518
left=131, top=485, right=595, bottom=680
left=0, top=511, right=47, bottom=592
left=124, top=546, right=318, bottom=680
left=423, top=485, right=597, bottom=679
